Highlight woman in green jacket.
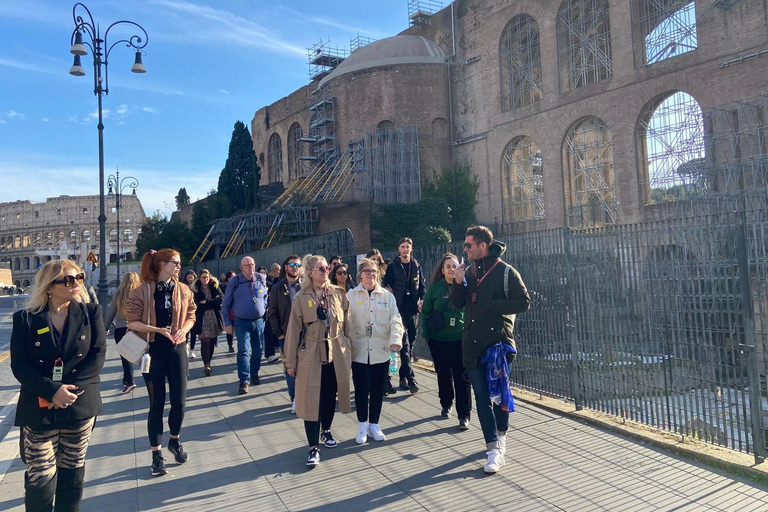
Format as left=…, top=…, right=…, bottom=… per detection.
left=422, top=253, right=471, bottom=430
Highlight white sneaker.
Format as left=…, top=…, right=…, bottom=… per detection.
left=367, top=423, right=386, bottom=442
left=188, top=351, right=197, bottom=360
left=496, top=432, right=507, bottom=456
left=356, top=421, right=369, bottom=444
left=484, top=447, right=505, bottom=474
left=291, top=400, right=296, bottom=414
left=267, top=355, right=280, bottom=363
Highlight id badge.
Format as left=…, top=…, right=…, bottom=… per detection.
left=52, top=358, right=64, bottom=382
left=366, top=325, right=373, bottom=337
left=449, top=317, right=456, bottom=327
left=253, top=296, right=259, bottom=304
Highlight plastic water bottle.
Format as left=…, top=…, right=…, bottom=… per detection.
left=389, top=350, right=399, bottom=376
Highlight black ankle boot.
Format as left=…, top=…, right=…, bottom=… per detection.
left=54, top=466, right=86, bottom=512
left=24, top=470, right=57, bottom=512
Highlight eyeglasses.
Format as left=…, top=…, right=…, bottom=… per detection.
left=361, top=269, right=378, bottom=275
left=240, top=263, right=256, bottom=268
left=315, top=266, right=330, bottom=273
left=287, top=262, right=301, bottom=268
left=165, top=260, right=182, bottom=267
left=336, top=271, right=348, bottom=276
left=53, top=273, right=85, bottom=287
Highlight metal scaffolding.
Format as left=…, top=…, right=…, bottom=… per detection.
left=631, top=0, right=698, bottom=67
left=209, top=207, right=318, bottom=251
left=557, top=0, right=613, bottom=92
left=308, top=40, right=347, bottom=83
left=500, top=14, right=542, bottom=112
left=502, top=135, right=544, bottom=223
left=408, top=0, right=443, bottom=26
left=354, top=126, right=421, bottom=204
left=350, top=34, right=376, bottom=53
left=564, top=116, right=617, bottom=228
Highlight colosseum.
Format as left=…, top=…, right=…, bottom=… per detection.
left=249, top=0, right=768, bottom=237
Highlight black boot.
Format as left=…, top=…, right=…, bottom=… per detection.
left=24, top=470, right=57, bottom=512
left=54, top=466, right=86, bottom=512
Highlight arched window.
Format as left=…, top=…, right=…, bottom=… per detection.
left=268, top=133, right=283, bottom=183
left=22, top=234, right=30, bottom=248
left=563, top=116, right=617, bottom=227
left=500, top=14, right=542, bottom=112
left=23, top=257, right=30, bottom=270
left=44, top=232, right=52, bottom=246
left=82, top=230, right=91, bottom=243
left=502, top=136, right=544, bottom=222
left=631, top=1, right=696, bottom=67
left=14, top=257, right=20, bottom=270
left=69, top=230, right=77, bottom=244
left=109, top=229, right=118, bottom=243
left=33, top=233, right=40, bottom=247
left=557, top=0, right=613, bottom=92
left=32, top=256, right=40, bottom=269
left=637, top=91, right=705, bottom=204
left=124, top=229, right=133, bottom=242
left=377, top=120, right=394, bottom=130
left=431, top=118, right=449, bottom=139
left=14, top=236, right=20, bottom=249
left=0, top=236, right=4, bottom=247
left=287, top=123, right=303, bottom=181
left=56, top=231, right=65, bottom=245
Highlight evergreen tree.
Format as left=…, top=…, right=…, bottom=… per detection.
left=422, top=163, right=480, bottom=238
left=218, top=120, right=261, bottom=213
left=175, top=187, right=191, bottom=210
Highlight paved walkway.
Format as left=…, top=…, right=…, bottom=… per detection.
left=1, top=342, right=768, bottom=512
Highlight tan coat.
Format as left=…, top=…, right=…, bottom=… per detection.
left=283, top=285, right=352, bottom=421
left=125, top=280, right=197, bottom=341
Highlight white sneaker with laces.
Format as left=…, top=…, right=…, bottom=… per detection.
left=484, top=447, right=505, bottom=474
left=291, top=400, right=296, bottom=414
left=368, top=423, right=386, bottom=442
left=356, top=421, right=369, bottom=444
left=496, top=431, right=507, bottom=456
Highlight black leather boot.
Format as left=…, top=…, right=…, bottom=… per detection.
left=53, top=466, right=86, bottom=512
left=24, top=470, right=56, bottom=512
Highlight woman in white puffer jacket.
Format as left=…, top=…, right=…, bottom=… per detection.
left=347, top=257, right=404, bottom=444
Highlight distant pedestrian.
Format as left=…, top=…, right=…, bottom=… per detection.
left=184, top=270, right=198, bottom=359
left=422, top=253, right=471, bottom=430
left=382, top=237, right=426, bottom=395
left=284, top=255, right=353, bottom=467
left=268, top=263, right=281, bottom=287
left=222, top=256, right=268, bottom=394
left=258, top=266, right=279, bottom=363
left=191, top=269, right=224, bottom=377
left=126, top=249, right=197, bottom=476
left=451, top=226, right=530, bottom=474
left=10, top=260, right=106, bottom=511
left=105, top=271, right=141, bottom=393
left=365, top=249, right=387, bottom=275
left=329, top=255, right=343, bottom=267
left=330, top=263, right=354, bottom=292
left=347, top=258, right=403, bottom=444
left=267, top=254, right=302, bottom=413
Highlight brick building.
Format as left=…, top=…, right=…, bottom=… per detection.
left=250, top=0, right=768, bottom=235
left=0, top=195, right=146, bottom=287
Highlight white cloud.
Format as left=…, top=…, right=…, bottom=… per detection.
left=141, top=107, right=157, bottom=113
left=0, top=119, right=5, bottom=124
left=218, top=89, right=230, bottom=95
left=5, top=110, right=26, bottom=120
left=41, top=118, right=50, bottom=123
left=116, top=104, right=130, bottom=115
left=89, top=109, right=110, bottom=120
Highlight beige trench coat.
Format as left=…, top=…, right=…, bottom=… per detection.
left=283, top=285, right=352, bottom=421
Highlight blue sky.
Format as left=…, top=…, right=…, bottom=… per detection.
left=0, top=0, right=407, bottom=217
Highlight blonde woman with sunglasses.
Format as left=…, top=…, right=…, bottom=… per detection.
left=10, top=260, right=106, bottom=512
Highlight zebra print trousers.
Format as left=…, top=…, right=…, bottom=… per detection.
left=22, top=417, right=95, bottom=488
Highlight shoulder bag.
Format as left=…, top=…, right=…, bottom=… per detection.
left=115, top=283, right=151, bottom=364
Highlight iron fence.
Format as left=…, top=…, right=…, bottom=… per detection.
left=404, top=211, right=768, bottom=458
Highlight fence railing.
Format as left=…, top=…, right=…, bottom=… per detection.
left=403, top=211, right=768, bottom=459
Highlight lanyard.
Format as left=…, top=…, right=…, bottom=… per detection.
left=475, top=260, right=501, bottom=289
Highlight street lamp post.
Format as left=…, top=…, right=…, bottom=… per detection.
left=69, top=2, right=148, bottom=309
left=107, top=170, right=139, bottom=281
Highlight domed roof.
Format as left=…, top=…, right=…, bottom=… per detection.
left=318, top=35, right=446, bottom=87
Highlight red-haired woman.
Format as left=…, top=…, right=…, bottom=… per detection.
left=126, top=249, right=196, bottom=477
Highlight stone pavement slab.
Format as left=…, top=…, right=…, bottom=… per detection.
left=1, top=341, right=767, bottom=511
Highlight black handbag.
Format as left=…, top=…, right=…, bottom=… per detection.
left=426, top=309, right=446, bottom=333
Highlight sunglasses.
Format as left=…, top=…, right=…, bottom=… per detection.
left=336, top=271, right=348, bottom=276
left=464, top=242, right=478, bottom=250
left=315, top=266, right=331, bottom=273
left=361, top=269, right=378, bottom=275
left=165, top=260, right=182, bottom=267
left=53, top=273, right=85, bottom=287
left=287, top=262, right=301, bottom=268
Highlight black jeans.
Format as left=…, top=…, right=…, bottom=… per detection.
left=398, top=313, right=417, bottom=382
left=304, top=362, right=337, bottom=447
left=188, top=331, right=197, bottom=350
left=263, top=315, right=277, bottom=358
left=427, top=339, right=472, bottom=420
left=113, top=328, right=135, bottom=386
left=352, top=361, right=388, bottom=424
left=143, top=338, right=188, bottom=447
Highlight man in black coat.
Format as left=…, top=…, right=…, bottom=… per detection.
left=451, top=225, right=530, bottom=475
left=266, top=254, right=302, bottom=412
left=383, top=237, right=426, bottom=394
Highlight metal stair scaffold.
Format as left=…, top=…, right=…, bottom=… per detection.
left=220, top=220, right=245, bottom=258
left=190, top=223, right=216, bottom=264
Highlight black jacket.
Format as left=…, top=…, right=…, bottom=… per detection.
left=449, top=241, right=530, bottom=368
left=192, top=280, right=225, bottom=335
left=267, top=278, right=297, bottom=339
left=11, top=302, right=106, bottom=427
left=383, top=256, right=426, bottom=314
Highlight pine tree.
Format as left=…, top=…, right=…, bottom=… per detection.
left=175, top=187, right=191, bottom=210
left=217, top=121, right=261, bottom=213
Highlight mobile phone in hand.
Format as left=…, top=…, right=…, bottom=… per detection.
left=73, top=387, right=85, bottom=396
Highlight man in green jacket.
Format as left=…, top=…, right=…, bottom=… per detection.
left=451, top=225, right=530, bottom=474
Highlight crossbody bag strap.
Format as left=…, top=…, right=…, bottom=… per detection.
left=503, top=266, right=510, bottom=300
left=145, top=283, right=152, bottom=343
